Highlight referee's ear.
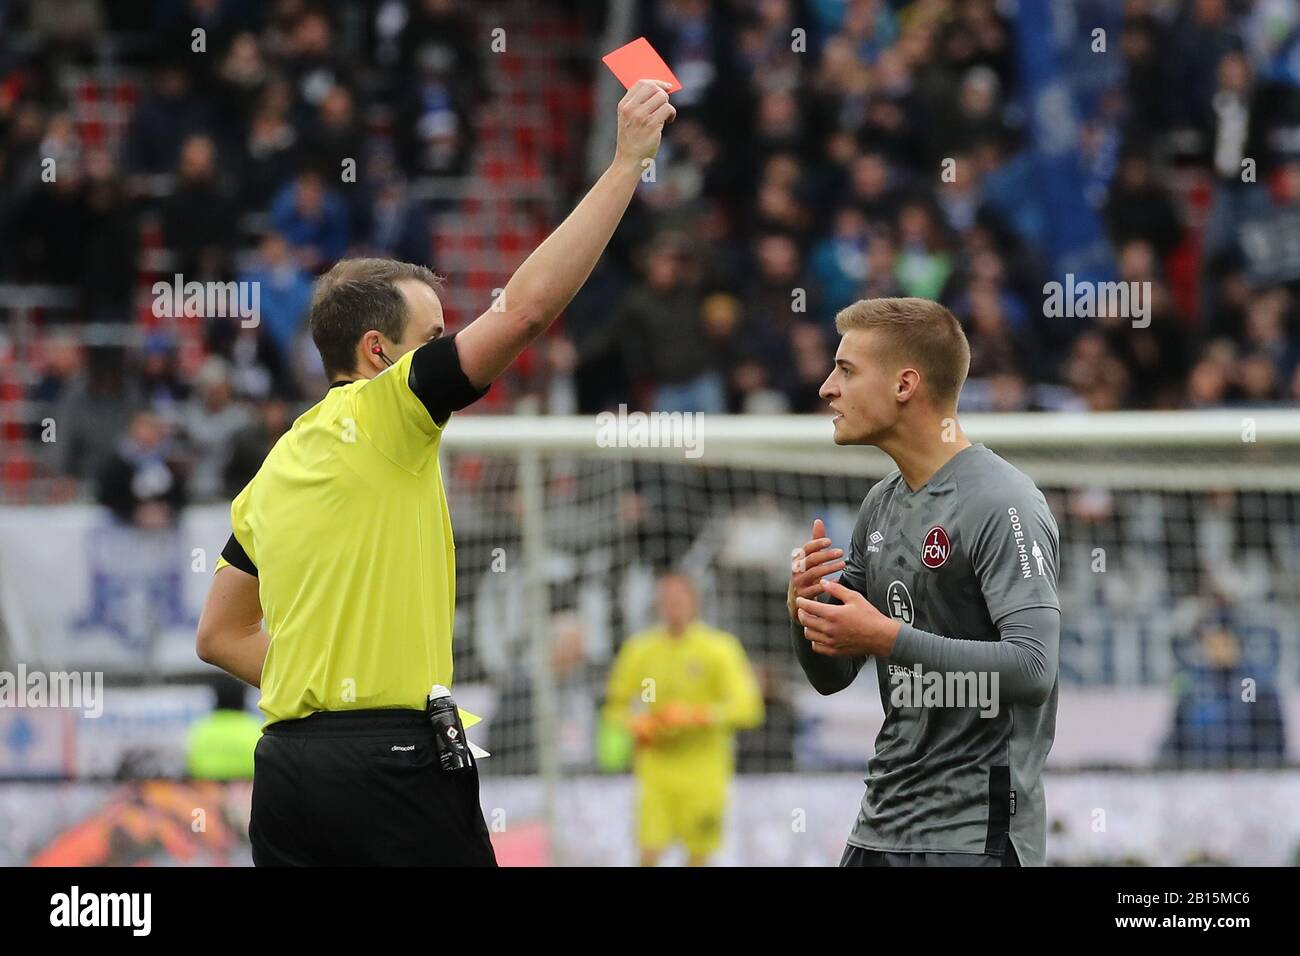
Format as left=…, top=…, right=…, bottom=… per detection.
left=361, top=332, right=395, bottom=376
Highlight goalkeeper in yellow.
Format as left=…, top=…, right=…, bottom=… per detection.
left=602, top=574, right=764, bottom=866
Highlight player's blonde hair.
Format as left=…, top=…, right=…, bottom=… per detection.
left=834, top=297, right=970, bottom=406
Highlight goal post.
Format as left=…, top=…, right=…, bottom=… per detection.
left=443, top=410, right=1300, bottom=487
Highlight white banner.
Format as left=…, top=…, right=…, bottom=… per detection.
left=0, top=505, right=231, bottom=675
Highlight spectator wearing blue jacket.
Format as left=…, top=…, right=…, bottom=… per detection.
left=240, top=231, right=314, bottom=361
left=270, top=169, right=350, bottom=271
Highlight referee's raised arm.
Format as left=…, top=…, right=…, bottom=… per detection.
left=454, top=78, right=675, bottom=388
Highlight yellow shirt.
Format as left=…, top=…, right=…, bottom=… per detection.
left=215, top=347, right=460, bottom=725
left=602, top=622, right=764, bottom=784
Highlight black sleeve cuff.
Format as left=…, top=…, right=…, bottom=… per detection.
left=408, top=333, right=490, bottom=425
left=221, top=533, right=257, bottom=576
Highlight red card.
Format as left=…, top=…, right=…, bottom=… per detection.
left=601, top=37, right=682, bottom=94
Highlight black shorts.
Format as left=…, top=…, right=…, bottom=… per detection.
left=840, top=842, right=1021, bottom=867
left=250, top=708, right=498, bottom=867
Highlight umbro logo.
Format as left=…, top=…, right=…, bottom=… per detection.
left=868, top=530, right=884, bottom=553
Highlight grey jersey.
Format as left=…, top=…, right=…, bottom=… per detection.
left=832, top=443, right=1059, bottom=865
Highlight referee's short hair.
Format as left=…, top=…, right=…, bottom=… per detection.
left=309, top=258, right=446, bottom=378
left=834, top=297, right=970, bottom=406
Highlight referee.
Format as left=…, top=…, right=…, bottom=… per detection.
left=195, top=79, right=676, bottom=866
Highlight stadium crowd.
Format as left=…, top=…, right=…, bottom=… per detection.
left=0, top=0, right=1299, bottom=509
left=570, top=0, right=1300, bottom=415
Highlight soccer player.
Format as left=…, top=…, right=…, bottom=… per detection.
left=603, top=574, right=764, bottom=866
left=194, top=79, right=676, bottom=866
left=788, top=298, right=1060, bottom=867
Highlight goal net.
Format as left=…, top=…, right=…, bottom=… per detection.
left=439, top=410, right=1300, bottom=863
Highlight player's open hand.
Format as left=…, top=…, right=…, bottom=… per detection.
left=614, top=79, right=676, bottom=167
left=787, top=518, right=845, bottom=618
left=796, top=578, right=900, bottom=658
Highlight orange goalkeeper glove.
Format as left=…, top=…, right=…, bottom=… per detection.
left=658, top=701, right=716, bottom=732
